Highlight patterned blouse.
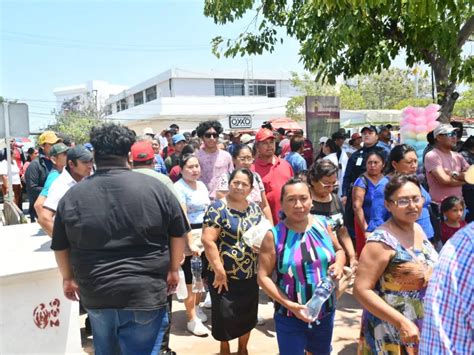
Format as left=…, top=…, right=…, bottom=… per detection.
left=272, top=216, right=336, bottom=320
left=203, top=199, right=263, bottom=280
left=358, top=229, right=438, bottom=355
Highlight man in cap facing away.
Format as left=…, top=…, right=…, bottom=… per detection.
left=51, top=123, right=188, bottom=354
left=37, top=145, right=93, bottom=236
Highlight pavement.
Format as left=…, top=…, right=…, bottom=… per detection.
left=82, top=289, right=362, bottom=354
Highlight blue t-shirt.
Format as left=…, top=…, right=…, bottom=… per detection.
left=353, top=175, right=384, bottom=222
left=367, top=176, right=434, bottom=239
left=284, top=152, right=307, bottom=174
left=174, top=179, right=210, bottom=224
left=39, top=169, right=60, bottom=197
left=154, top=154, right=167, bottom=175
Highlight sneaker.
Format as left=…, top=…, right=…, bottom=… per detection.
left=187, top=319, right=209, bottom=336
left=196, top=307, right=208, bottom=323
left=202, top=292, right=212, bottom=309
left=257, top=316, right=266, bottom=326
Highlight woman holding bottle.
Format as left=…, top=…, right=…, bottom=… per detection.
left=258, top=177, right=345, bottom=355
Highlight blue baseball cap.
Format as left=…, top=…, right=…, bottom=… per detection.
left=172, top=133, right=186, bottom=145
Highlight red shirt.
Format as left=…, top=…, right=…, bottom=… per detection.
left=252, top=156, right=293, bottom=223
left=440, top=220, right=467, bottom=244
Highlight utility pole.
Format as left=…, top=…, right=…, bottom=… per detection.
left=2, top=101, right=14, bottom=203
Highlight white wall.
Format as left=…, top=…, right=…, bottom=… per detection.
left=172, top=78, right=215, bottom=96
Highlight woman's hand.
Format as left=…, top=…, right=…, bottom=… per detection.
left=328, top=263, right=344, bottom=280
left=213, top=269, right=228, bottom=294
left=286, top=301, right=315, bottom=323
left=398, top=317, right=420, bottom=345
left=189, top=245, right=202, bottom=257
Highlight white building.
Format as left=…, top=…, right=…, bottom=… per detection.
left=104, top=68, right=302, bottom=133
left=53, top=80, right=128, bottom=112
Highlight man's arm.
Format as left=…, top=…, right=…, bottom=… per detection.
left=37, top=206, right=55, bottom=237
left=342, top=154, right=356, bottom=198
left=430, top=167, right=465, bottom=187
left=54, top=249, right=80, bottom=301
left=26, top=162, right=44, bottom=194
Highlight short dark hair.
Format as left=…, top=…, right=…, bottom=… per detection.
left=290, top=136, right=305, bottom=152
left=324, top=139, right=339, bottom=154
left=179, top=145, right=197, bottom=169
left=426, top=131, right=435, bottom=145
left=231, top=144, right=253, bottom=159
left=366, top=150, right=386, bottom=167
left=440, top=195, right=465, bottom=214
left=384, top=174, right=420, bottom=201
left=196, top=120, right=223, bottom=138
left=277, top=127, right=286, bottom=136
left=307, top=159, right=338, bottom=183
left=280, top=177, right=310, bottom=202
left=229, top=168, right=254, bottom=189
left=386, top=144, right=416, bottom=174
left=90, top=123, right=136, bottom=161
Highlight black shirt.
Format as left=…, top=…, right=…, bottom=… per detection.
left=51, top=168, right=190, bottom=310
left=310, top=193, right=345, bottom=232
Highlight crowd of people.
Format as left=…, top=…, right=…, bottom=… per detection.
left=1, top=118, right=472, bottom=354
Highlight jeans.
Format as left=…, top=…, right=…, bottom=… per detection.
left=86, top=307, right=169, bottom=355
left=274, top=311, right=335, bottom=355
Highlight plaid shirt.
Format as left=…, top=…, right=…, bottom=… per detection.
left=420, top=223, right=473, bottom=354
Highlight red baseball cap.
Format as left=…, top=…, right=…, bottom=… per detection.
left=351, top=133, right=362, bottom=140
left=255, top=128, right=274, bottom=142
left=131, top=141, right=154, bottom=162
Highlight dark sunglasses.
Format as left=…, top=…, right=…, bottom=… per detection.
left=440, top=131, right=456, bottom=138
left=204, top=132, right=219, bottom=139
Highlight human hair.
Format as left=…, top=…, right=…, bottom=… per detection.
left=280, top=177, right=310, bottom=202
left=90, top=123, right=136, bottom=161
left=426, top=131, right=435, bottom=145
left=384, top=174, right=421, bottom=201
left=228, top=168, right=254, bottom=188
left=231, top=144, right=253, bottom=159
left=366, top=150, right=386, bottom=166
left=324, top=139, right=339, bottom=154
left=385, top=144, right=416, bottom=174
left=196, top=120, right=223, bottom=138
left=277, top=127, right=286, bottom=136
left=57, top=132, right=72, bottom=147
left=440, top=195, right=465, bottom=214
left=451, top=121, right=463, bottom=140
left=179, top=145, right=197, bottom=169
left=290, top=136, right=305, bottom=152
left=307, top=159, right=338, bottom=183
left=460, top=135, right=474, bottom=152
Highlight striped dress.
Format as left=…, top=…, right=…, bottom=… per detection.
left=272, top=215, right=336, bottom=320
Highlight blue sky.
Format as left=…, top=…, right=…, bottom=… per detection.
left=1, top=0, right=306, bottom=130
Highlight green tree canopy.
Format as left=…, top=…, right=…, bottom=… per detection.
left=205, top=0, right=474, bottom=122
left=453, top=85, right=474, bottom=118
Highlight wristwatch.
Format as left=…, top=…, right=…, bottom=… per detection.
left=451, top=171, right=459, bottom=179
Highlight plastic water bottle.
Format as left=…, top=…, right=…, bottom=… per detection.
left=305, top=277, right=335, bottom=323
left=191, top=256, right=205, bottom=293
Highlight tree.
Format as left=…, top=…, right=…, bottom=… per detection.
left=356, top=68, right=431, bottom=109
left=392, top=98, right=432, bottom=110
left=48, top=94, right=104, bottom=144
left=205, top=0, right=474, bottom=122
left=285, top=72, right=366, bottom=120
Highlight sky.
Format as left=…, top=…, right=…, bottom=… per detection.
left=1, top=0, right=309, bottom=131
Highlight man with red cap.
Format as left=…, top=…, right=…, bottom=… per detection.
left=252, top=128, right=293, bottom=223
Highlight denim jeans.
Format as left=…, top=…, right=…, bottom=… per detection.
left=86, top=307, right=169, bottom=355
left=274, top=311, right=335, bottom=355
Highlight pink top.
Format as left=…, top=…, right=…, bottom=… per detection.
left=196, top=148, right=233, bottom=200
left=424, top=148, right=469, bottom=204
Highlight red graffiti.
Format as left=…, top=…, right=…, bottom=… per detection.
left=33, top=298, right=61, bottom=329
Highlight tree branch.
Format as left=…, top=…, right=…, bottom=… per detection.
left=457, top=15, right=474, bottom=48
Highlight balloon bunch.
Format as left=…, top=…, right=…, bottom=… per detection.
left=400, top=104, right=440, bottom=165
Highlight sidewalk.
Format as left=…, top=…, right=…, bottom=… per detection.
left=82, top=290, right=362, bottom=354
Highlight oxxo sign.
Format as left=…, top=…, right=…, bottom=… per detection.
left=229, top=115, right=252, bottom=129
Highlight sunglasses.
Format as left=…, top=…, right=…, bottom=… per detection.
left=204, top=132, right=219, bottom=139
left=440, top=132, right=457, bottom=138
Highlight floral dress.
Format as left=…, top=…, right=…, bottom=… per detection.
left=358, top=229, right=438, bottom=355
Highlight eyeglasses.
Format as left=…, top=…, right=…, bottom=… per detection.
left=237, top=157, right=254, bottom=163
left=319, top=181, right=339, bottom=189
left=389, top=196, right=425, bottom=207
left=204, top=132, right=219, bottom=139
left=439, top=132, right=457, bottom=138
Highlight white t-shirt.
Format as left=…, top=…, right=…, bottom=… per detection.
left=0, top=159, right=21, bottom=185
left=174, top=178, right=210, bottom=225
left=44, top=169, right=77, bottom=212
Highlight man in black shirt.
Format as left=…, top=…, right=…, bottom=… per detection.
left=51, top=123, right=188, bottom=354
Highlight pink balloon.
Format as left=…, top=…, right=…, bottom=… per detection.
left=425, top=112, right=440, bottom=123
left=415, top=125, right=428, bottom=133
left=427, top=120, right=440, bottom=131
left=404, top=123, right=416, bottom=132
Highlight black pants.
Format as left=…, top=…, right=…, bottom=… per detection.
left=160, top=294, right=173, bottom=353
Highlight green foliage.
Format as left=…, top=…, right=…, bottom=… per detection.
left=48, top=95, right=104, bottom=144
left=392, top=98, right=433, bottom=110
left=453, top=86, right=474, bottom=117
left=205, top=0, right=474, bottom=120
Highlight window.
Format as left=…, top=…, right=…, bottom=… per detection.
left=214, top=79, right=245, bottom=96
left=116, top=99, right=127, bottom=112
left=249, top=80, right=276, bottom=97
left=105, top=104, right=112, bottom=115
left=134, top=92, right=144, bottom=106
left=145, top=86, right=157, bottom=102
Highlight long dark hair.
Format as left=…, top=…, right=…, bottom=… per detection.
left=384, top=174, right=421, bottom=201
